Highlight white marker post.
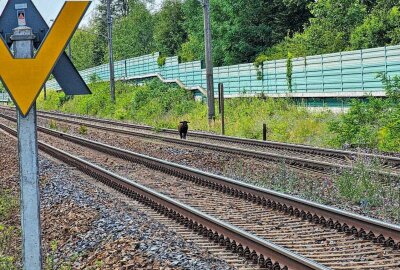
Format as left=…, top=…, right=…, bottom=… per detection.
left=11, top=26, right=42, bottom=270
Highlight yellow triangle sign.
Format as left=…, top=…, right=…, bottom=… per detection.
left=0, top=1, right=90, bottom=116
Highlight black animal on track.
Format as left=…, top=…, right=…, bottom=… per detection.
left=178, top=121, right=190, bottom=139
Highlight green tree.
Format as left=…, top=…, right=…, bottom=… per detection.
left=180, top=0, right=312, bottom=65
left=154, top=0, right=187, bottom=56
left=112, top=1, right=155, bottom=60
left=70, top=28, right=97, bottom=70
left=266, top=0, right=368, bottom=59
left=350, top=5, right=400, bottom=49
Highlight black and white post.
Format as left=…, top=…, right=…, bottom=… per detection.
left=11, top=26, right=42, bottom=269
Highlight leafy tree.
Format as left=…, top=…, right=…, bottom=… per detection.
left=266, top=0, right=368, bottom=59
left=154, top=0, right=187, bottom=56
left=180, top=0, right=204, bottom=62
left=180, top=0, right=312, bottom=65
left=70, top=28, right=97, bottom=70
left=350, top=5, right=400, bottom=49
left=329, top=75, right=400, bottom=151
left=111, top=1, right=155, bottom=60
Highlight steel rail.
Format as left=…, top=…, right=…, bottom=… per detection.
left=0, top=122, right=330, bottom=270
left=1, top=114, right=399, bottom=247
left=9, top=106, right=400, bottom=167
left=2, top=111, right=398, bottom=178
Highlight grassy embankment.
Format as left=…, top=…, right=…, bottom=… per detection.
left=38, top=80, right=336, bottom=148
left=37, top=78, right=400, bottom=152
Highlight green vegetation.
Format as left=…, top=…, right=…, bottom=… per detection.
left=0, top=190, right=19, bottom=270
left=329, top=75, right=400, bottom=151
left=70, top=0, right=400, bottom=69
left=264, top=0, right=400, bottom=60
left=37, top=80, right=335, bottom=147
left=49, top=120, right=58, bottom=130
left=38, top=74, right=400, bottom=153
left=253, top=54, right=267, bottom=80
left=79, top=125, right=88, bottom=135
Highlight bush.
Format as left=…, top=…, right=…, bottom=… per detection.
left=329, top=75, right=400, bottom=151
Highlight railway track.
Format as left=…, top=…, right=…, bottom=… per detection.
left=1, top=117, right=399, bottom=269
left=1, top=108, right=399, bottom=178
left=6, top=106, right=400, bottom=166
left=0, top=122, right=329, bottom=270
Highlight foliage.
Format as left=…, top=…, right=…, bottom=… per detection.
left=38, top=77, right=399, bottom=152
left=69, top=29, right=97, bottom=70
left=286, top=53, right=293, bottom=92
left=38, top=81, right=335, bottom=147
left=0, top=190, right=19, bottom=269
left=154, top=0, right=187, bottom=56
left=329, top=75, right=400, bottom=151
left=79, top=125, right=88, bottom=135
left=49, top=120, right=58, bottom=130
left=157, top=55, right=167, bottom=67
left=111, top=1, right=155, bottom=61
left=335, top=159, right=385, bottom=207
left=253, top=54, right=267, bottom=80
left=264, top=0, right=400, bottom=60
left=350, top=5, right=400, bottom=49
left=179, top=0, right=312, bottom=66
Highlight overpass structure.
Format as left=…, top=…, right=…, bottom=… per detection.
left=46, top=45, right=400, bottom=107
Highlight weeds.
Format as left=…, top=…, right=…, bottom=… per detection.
left=0, top=190, right=20, bottom=269
left=78, top=125, right=88, bottom=135
left=45, top=240, right=58, bottom=270
left=334, top=157, right=400, bottom=220
left=49, top=120, right=58, bottom=130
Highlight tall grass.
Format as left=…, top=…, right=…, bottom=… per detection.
left=37, top=80, right=335, bottom=147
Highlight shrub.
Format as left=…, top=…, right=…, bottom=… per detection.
left=253, top=54, right=267, bottom=80
left=49, top=120, right=58, bottom=130
left=329, top=75, right=400, bottom=151
left=78, top=125, right=88, bottom=135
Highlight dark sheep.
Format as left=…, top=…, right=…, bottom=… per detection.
left=178, top=121, right=190, bottom=139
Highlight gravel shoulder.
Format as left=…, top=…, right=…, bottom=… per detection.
left=0, top=129, right=235, bottom=270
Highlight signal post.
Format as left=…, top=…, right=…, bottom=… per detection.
left=0, top=1, right=91, bottom=269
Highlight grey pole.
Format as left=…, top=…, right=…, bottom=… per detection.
left=107, top=0, right=116, bottom=103
left=11, top=26, right=42, bottom=270
left=202, top=0, right=215, bottom=125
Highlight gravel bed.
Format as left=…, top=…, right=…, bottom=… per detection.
left=0, top=125, right=235, bottom=270
left=40, top=159, right=235, bottom=270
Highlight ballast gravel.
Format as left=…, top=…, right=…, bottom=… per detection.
left=40, top=159, right=234, bottom=270
left=0, top=128, right=235, bottom=270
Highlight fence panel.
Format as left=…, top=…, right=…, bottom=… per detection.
left=46, top=45, right=400, bottom=97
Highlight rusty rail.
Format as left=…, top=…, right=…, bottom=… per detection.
left=0, top=122, right=330, bottom=270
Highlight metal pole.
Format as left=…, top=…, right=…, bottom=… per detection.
left=202, top=0, right=215, bottom=126
left=11, top=26, right=42, bottom=270
left=218, top=83, right=225, bottom=135
left=107, top=0, right=116, bottom=103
